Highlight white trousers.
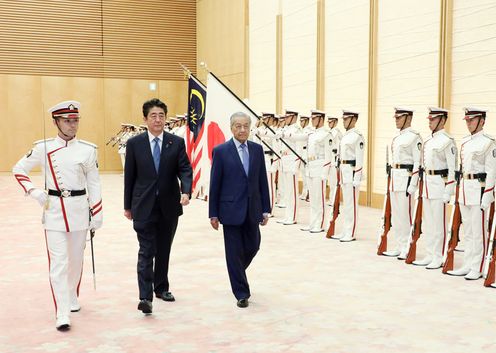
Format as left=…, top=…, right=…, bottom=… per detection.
left=119, top=153, right=125, bottom=169
left=300, top=166, right=308, bottom=197
left=422, top=198, right=447, bottom=262
left=45, top=230, right=87, bottom=319
left=459, top=204, right=488, bottom=273
left=327, top=166, right=338, bottom=201
left=308, top=176, right=326, bottom=230
left=341, top=183, right=359, bottom=239
left=283, top=172, right=298, bottom=222
left=390, top=191, right=414, bottom=254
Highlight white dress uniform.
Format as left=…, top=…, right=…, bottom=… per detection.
left=279, top=123, right=308, bottom=224
left=118, top=130, right=131, bottom=169
left=322, top=124, right=342, bottom=207
left=383, top=127, right=422, bottom=258
left=255, top=122, right=276, bottom=212
left=298, top=124, right=312, bottom=200
left=303, top=126, right=330, bottom=232
left=12, top=101, right=102, bottom=329
left=448, top=121, right=496, bottom=279
left=270, top=122, right=286, bottom=208
left=415, top=128, right=457, bottom=268
left=337, top=125, right=365, bottom=242
left=258, top=122, right=281, bottom=210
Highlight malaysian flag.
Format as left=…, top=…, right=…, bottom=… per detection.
left=186, top=74, right=207, bottom=195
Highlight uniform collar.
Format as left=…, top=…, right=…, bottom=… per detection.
left=399, top=127, right=412, bottom=135
left=432, top=128, right=445, bottom=137
left=471, top=130, right=484, bottom=138
left=56, top=134, right=76, bottom=146
left=345, top=127, right=356, bottom=134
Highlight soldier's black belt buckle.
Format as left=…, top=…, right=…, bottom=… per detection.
left=60, top=189, right=71, bottom=198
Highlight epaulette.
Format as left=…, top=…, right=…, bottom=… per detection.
left=33, top=138, right=54, bottom=145
left=79, top=139, right=98, bottom=148
left=483, top=133, right=495, bottom=141
left=353, top=129, right=364, bottom=138
left=440, top=130, right=455, bottom=141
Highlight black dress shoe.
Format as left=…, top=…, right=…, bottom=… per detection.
left=237, top=298, right=249, bottom=308
left=138, top=299, right=153, bottom=314
left=156, top=291, right=175, bottom=302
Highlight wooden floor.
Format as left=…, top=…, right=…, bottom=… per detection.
left=0, top=174, right=495, bottom=353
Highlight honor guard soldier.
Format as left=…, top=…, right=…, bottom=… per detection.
left=272, top=114, right=287, bottom=208
left=277, top=110, right=307, bottom=225
left=298, top=115, right=311, bottom=200
left=118, top=124, right=136, bottom=171
left=382, top=107, right=422, bottom=258
left=333, top=110, right=365, bottom=242
left=323, top=115, right=342, bottom=206
left=174, top=115, right=187, bottom=139
left=12, top=101, right=103, bottom=331
left=413, top=108, right=456, bottom=268
left=259, top=114, right=284, bottom=209
left=256, top=113, right=277, bottom=212
left=447, top=107, right=496, bottom=280
left=301, top=110, right=329, bottom=232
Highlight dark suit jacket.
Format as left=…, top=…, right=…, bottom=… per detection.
left=209, top=138, right=271, bottom=225
left=124, top=131, right=193, bottom=221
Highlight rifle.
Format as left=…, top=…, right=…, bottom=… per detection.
left=484, top=215, right=496, bottom=287
left=106, top=127, right=124, bottom=145
left=442, top=171, right=462, bottom=273
left=405, top=168, right=424, bottom=264
left=326, top=158, right=341, bottom=239
left=377, top=146, right=392, bottom=255
left=483, top=202, right=495, bottom=286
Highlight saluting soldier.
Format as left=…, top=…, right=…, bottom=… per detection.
left=322, top=115, right=342, bottom=207
left=301, top=110, right=329, bottom=233
left=447, top=107, right=496, bottom=280
left=333, top=110, right=365, bottom=242
left=277, top=110, right=307, bottom=225
left=382, top=108, right=422, bottom=259
left=174, top=115, right=187, bottom=139
left=12, top=101, right=103, bottom=331
left=118, top=124, right=136, bottom=171
left=412, top=108, right=457, bottom=268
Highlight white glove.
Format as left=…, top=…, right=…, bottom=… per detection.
left=352, top=180, right=361, bottom=188
left=481, top=192, right=493, bottom=210
left=442, top=193, right=451, bottom=204
left=407, top=184, right=417, bottom=196
left=89, top=217, right=102, bottom=231
left=29, top=189, right=48, bottom=207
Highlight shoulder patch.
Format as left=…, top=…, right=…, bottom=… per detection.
left=451, top=146, right=456, bottom=155
left=359, top=141, right=364, bottom=149
left=417, top=142, right=422, bottom=151
left=78, top=139, right=98, bottom=148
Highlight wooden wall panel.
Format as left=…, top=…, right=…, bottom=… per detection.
left=197, top=0, right=246, bottom=97
left=0, top=0, right=196, bottom=80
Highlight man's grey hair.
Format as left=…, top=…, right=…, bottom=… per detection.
left=230, top=111, right=251, bottom=127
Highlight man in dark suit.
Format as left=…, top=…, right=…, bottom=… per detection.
left=124, top=98, right=192, bottom=314
left=209, top=112, right=271, bottom=308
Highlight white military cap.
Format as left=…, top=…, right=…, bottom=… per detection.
left=394, top=107, right=414, bottom=117
left=285, top=109, right=298, bottom=116
left=261, top=112, right=275, bottom=118
left=342, top=109, right=359, bottom=118
left=427, top=107, right=448, bottom=119
left=463, top=107, right=487, bottom=120
left=311, top=109, right=326, bottom=116
left=48, top=100, right=80, bottom=119
left=327, top=115, right=338, bottom=121
left=300, top=115, right=310, bottom=120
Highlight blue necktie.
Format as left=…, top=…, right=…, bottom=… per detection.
left=240, top=143, right=249, bottom=176
left=153, top=137, right=161, bottom=172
